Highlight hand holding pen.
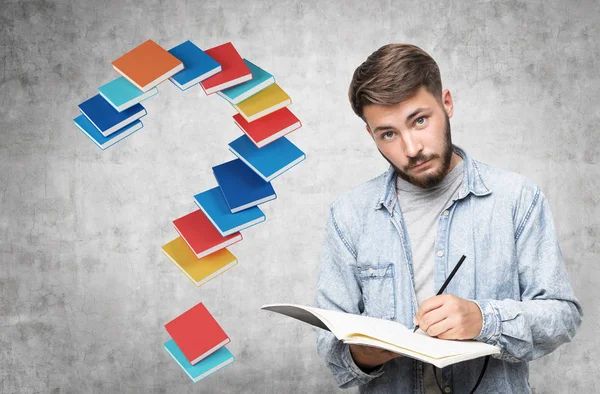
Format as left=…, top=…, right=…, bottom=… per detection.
left=412, top=255, right=484, bottom=340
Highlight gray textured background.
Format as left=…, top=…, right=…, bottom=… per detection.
left=1, top=0, right=598, bottom=393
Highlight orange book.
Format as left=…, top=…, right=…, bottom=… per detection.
left=112, top=39, right=184, bottom=92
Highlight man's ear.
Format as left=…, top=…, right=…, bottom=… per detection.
left=441, top=88, right=454, bottom=118
left=365, top=124, right=374, bottom=139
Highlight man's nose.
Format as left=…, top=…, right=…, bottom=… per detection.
left=402, top=132, right=423, bottom=158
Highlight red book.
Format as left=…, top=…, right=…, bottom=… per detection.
left=200, top=42, right=251, bottom=94
left=233, top=107, right=302, bottom=148
left=165, top=302, right=230, bottom=365
left=173, top=210, right=242, bottom=259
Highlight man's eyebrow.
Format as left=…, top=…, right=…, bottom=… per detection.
left=372, top=107, right=431, bottom=134
left=405, top=107, right=430, bottom=122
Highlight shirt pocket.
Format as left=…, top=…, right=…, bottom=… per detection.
left=357, top=263, right=396, bottom=320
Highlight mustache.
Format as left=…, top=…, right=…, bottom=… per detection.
left=408, top=154, right=437, bottom=168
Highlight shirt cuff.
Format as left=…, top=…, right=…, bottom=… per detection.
left=341, top=342, right=386, bottom=383
left=471, top=299, right=502, bottom=344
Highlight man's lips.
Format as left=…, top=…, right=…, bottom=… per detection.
left=411, top=159, right=431, bottom=170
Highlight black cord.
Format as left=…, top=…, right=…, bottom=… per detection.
left=432, top=356, right=490, bottom=394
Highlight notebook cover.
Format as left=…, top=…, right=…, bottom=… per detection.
left=233, top=107, right=301, bottom=148
left=200, top=42, right=251, bottom=94
left=165, top=302, right=230, bottom=365
left=98, top=76, right=158, bottom=111
left=212, top=159, right=277, bottom=213
left=164, top=340, right=234, bottom=383
left=233, top=83, right=290, bottom=121
left=168, top=40, right=222, bottom=90
left=217, top=59, right=274, bottom=104
left=193, top=187, right=265, bottom=237
left=228, top=135, right=306, bottom=182
left=173, top=209, right=242, bottom=259
left=111, top=39, right=183, bottom=91
left=161, top=237, right=238, bottom=287
left=74, top=115, right=143, bottom=150
left=78, top=94, right=146, bottom=136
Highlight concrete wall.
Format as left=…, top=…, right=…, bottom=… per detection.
left=1, top=0, right=598, bottom=392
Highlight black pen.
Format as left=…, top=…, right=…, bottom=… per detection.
left=413, top=255, right=467, bottom=333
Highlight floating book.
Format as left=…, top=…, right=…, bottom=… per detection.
left=233, top=107, right=301, bottom=148
left=98, top=76, right=158, bottom=112
left=173, top=209, right=242, bottom=259
left=74, top=115, right=142, bottom=150
left=200, top=42, right=251, bottom=95
left=194, top=187, right=265, bottom=237
left=217, top=59, right=275, bottom=104
left=112, top=39, right=184, bottom=92
left=162, top=237, right=238, bottom=287
left=228, top=135, right=305, bottom=182
left=212, top=159, right=277, bottom=213
left=168, top=40, right=222, bottom=91
left=233, top=83, right=290, bottom=122
left=165, top=302, right=230, bottom=365
left=78, top=94, right=146, bottom=137
left=165, top=340, right=234, bottom=383
left=261, top=303, right=501, bottom=369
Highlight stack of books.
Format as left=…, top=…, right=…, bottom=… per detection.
left=164, top=302, right=234, bottom=383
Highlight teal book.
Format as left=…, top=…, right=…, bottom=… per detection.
left=98, top=76, right=158, bottom=112
left=216, top=59, right=275, bottom=104
left=74, top=114, right=142, bottom=150
left=164, top=339, right=234, bottom=383
left=194, top=187, right=265, bottom=237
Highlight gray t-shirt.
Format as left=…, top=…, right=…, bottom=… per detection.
left=395, top=159, right=464, bottom=392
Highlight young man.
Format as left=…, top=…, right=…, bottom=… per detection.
left=314, top=44, right=583, bottom=393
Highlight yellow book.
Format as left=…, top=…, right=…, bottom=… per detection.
left=233, top=83, right=291, bottom=122
left=162, top=237, right=238, bottom=287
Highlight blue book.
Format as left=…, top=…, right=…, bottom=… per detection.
left=168, top=40, right=222, bottom=91
left=217, top=59, right=275, bottom=104
left=164, top=339, right=234, bottom=383
left=194, top=187, right=265, bottom=237
left=78, top=94, right=146, bottom=137
left=228, top=135, right=306, bottom=182
left=74, top=114, right=142, bottom=150
left=212, top=159, right=277, bottom=213
left=98, top=76, right=158, bottom=111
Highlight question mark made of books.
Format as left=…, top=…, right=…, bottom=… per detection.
left=74, top=39, right=305, bottom=383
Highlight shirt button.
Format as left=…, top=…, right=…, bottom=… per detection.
left=437, top=251, right=444, bottom=257
left=444, top=387, right=451, bottom=393
left=443, top=210, right=449, bottom=216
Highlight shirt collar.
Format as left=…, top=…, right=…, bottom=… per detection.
left=374, top=144, right=492, bottom=212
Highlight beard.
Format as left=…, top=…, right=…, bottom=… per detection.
left=378, top=113, right=454, bottom=189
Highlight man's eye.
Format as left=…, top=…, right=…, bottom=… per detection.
left=382, top=131, right=394, bottom=139
left=416, top=117, right=426, bottom=125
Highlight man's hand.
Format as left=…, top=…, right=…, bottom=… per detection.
left=349, top=344, right=402, bottom=371
left=413, top=294, right=483, bottom=340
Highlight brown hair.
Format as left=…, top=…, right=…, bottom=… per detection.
left=348, top=44, right=443, bottom=120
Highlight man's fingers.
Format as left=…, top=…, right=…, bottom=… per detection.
left=417, top=306, right=448, bottom=333
left=415, top=294, right=454, bottom=323
left=425, top=318, right=452, bottom=338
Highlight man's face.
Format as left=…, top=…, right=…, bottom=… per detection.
left=363, top=86, right=456, bottom=189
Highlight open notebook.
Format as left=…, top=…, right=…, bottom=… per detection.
left=261, top=303, right=500, bottom=369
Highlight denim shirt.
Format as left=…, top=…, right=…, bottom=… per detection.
left=313, top=145, right=583, bottom=394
